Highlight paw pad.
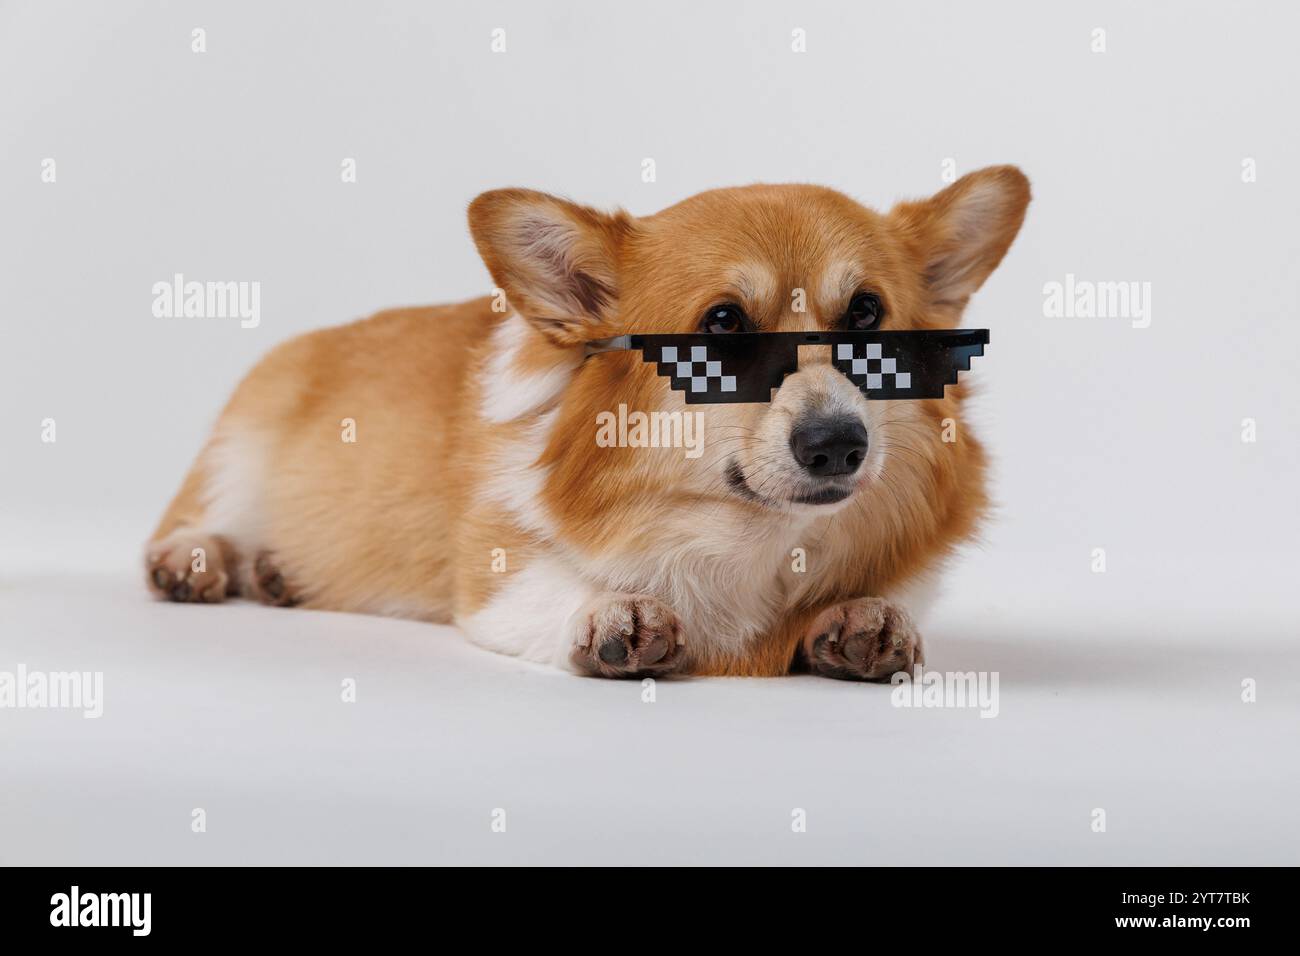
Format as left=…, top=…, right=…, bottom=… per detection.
left=144, top=531, right=230, bottom=604
left=571, top=595, right=684, bottom=678
left=805, top=598, right=923, bottom=682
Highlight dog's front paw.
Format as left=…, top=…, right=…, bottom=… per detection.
left=569, top=594, right=685, bottom=678
left=803, top=597, right=923, bottom=682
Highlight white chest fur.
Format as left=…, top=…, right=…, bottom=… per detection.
left=573, top=508, right=815, bottom=656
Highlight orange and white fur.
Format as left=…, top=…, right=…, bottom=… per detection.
left=145, top=166, right=1029, bottom=680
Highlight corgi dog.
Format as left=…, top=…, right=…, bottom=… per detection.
left=145, top=166, right=1030, bottom=680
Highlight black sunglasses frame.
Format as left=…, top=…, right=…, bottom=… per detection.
left=584, top=329, right=989, bottom=404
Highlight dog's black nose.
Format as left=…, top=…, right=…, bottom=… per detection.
left=790, top=417, right=869, bottom=477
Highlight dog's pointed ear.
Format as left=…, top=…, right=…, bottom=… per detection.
left=468, top=189, right=632, bottom=345
left=890, top=165, right=1030, bottom=312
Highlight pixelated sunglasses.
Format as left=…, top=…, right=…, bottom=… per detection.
left=583, top=329, right=989, bottom=404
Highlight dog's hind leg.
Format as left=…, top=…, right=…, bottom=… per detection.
left=144, top=425, right=268, bottom=605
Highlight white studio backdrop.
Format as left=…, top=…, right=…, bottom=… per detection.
left=1, top=0, right=1298, bottom=866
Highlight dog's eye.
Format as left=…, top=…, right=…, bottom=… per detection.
left=700, top=303, right=747, bottom=334
left=845, top=292, right=884, bottom=330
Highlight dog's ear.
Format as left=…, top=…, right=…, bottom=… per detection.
left=890, top=165, right=1030, bottom=312
left=468, top=189, right=632, bottom=345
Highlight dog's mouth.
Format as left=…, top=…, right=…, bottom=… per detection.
left=726, top=459, right=856, bottom=508
left=789, top=484, right=854, bottom=506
